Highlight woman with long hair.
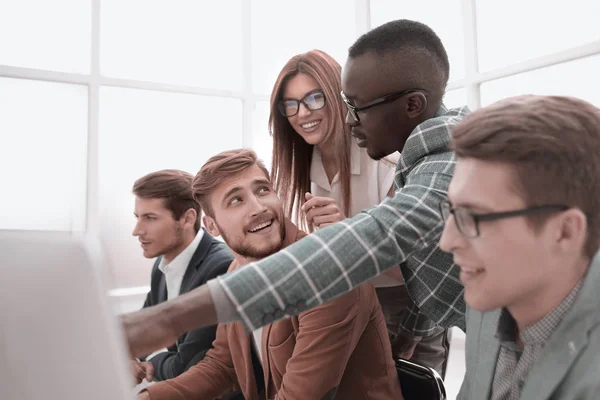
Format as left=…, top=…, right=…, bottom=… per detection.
left=267, top=49, right=414, bottom=355
left=268, top=49, right=399, bottom=232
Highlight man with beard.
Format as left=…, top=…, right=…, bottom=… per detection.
left=131, top=169, right=234, bottom=384
left=137, top=149, right=403, bottom=400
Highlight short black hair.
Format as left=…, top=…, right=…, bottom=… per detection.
left=348, top=19, right=450, bottom=85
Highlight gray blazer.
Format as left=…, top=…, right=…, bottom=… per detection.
left=458, top=251, right=600, bottom=400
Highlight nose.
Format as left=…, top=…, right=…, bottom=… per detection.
left=248, top=193, right=268, bottom=216
left=297, top=102, right=312, bottom=118
left=132, top=220, right=143, bottom=237
left=345, top=109, right=358, bottom=127
left=439, top=213, right=462, bottom=254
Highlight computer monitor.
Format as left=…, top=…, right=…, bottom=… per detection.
left=0, top=230, right=133, bottom=400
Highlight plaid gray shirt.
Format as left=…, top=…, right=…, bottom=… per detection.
left=491, top=281, right=584, bottom=400
left=214, top=105, right=469, bottom=336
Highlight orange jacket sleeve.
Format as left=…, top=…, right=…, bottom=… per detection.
left=145, top=324, right=238, bottom=400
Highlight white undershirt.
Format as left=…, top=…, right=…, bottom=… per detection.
left=158, top=229, right=204, bottom=300
left=252, top=328, right=264, bottom=365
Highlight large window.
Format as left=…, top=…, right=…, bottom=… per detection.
left=476, top=0, right=600, bottom=72
left=100, top=0, right=244, bottom=90
left=0, top=0, right=91, bottom=73
left=2, top=0, right=600, bottom=295
left=0, top=78, right=88, bottom=231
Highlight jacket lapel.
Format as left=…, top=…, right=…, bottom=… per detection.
left=157, top=271, right=168, bottom=303
left=472, top=310, right=501, bottom=399
left=520, top=255, right=600, bottom=399
left=179, top=229, right=210, bottom=294
left=232, top=322, right=262, bottom=400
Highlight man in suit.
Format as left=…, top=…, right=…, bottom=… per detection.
left=130, top=169, right=233, bottom=383
left=138, top=149, right=403, bottom=400
left=440, top=95, right=600, bottom=399
left=122, top=20, right=469, bottom=372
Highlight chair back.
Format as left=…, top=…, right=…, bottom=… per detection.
left=396, top=358, right=446, bottom=400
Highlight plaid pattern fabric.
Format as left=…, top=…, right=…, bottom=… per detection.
left=219, top=105, right=469, bottom=335
left=491, top=281, right=583, bottom=400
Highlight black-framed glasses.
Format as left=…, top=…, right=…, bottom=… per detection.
left=341, top=89, right=428, bottom=122
left=439, top=200, right=569, bottom=238
left=277, top=91, right=326, bottom=117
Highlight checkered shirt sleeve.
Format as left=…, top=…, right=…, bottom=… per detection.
left=218, top=106, right=470, bottom=334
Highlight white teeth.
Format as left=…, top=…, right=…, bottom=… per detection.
left=301, top=120, right=320, bottom=129
left=249, top=221, right=272, bottom=232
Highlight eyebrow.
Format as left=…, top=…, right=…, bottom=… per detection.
left=253, top=178, right=272, bottom=187
left=222, top=186, right=242, bottom=202
left=450, top=200, right=494, bottom=212
left=134, top=212, right=158, bottom=218
left=221, top=178, right=273, bottom=202
left=281, top=89, right=322, bottom=101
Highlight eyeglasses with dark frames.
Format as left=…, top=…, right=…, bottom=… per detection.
left=277, top=91, right=326, bottom=117
left=439, top=200, right=569, bottom=238
left=341, top=89, right=428, bottom=122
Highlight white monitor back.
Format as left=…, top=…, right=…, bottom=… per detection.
left=0, top=230, right=133, bottom=400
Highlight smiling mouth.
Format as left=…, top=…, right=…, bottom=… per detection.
left=300, top=120, right=321, bottom=131
left=248, top=219, right=273, bottom=233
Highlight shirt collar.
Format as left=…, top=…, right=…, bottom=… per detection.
left=495, top=280, right=584, bottom=347
left=434, top=103, right=449, bottom=117
left=158, top=228, right=204, bottom=275
left=310, top=141, right=361, bottom=191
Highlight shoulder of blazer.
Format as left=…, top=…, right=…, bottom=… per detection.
left=149, top=256, right=164, bottom=286
left=189, top=230, right=233, bottom=275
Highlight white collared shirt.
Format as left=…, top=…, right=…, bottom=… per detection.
left=158, top=229, right=204, bottom=300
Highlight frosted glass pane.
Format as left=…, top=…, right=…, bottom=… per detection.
left=480, top=55, right=600, bottom=108
left=476, top=0, right=600, bottom=71
left=251, top=0, right=355, bottom=95
left=370, top=0, right=465, bottom=81
left=0, top=0, right=91, bottom=73
left=99, top=87, right=242, bottom=288
left=252, top=101, right=272, bottom=172
left=0, top=78, right=88, bottom=231
left=443, top=88, right=467, bottom=109
left=101, top=0, right=243, bottom=90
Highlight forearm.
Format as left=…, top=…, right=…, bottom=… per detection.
left=123, top=284, right=218, bottom=359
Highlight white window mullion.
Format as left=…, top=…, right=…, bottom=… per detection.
left=85, top=0, right=101, bottom=234
left=462, top=0, right=481, bottom=110
left=242, top=0, right=254, bottom=149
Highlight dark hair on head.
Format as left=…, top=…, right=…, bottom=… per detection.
left=349, top=19, right=450, bottom=88
left=192, top=148, right=270, bottom=218
left=452, top=95, right=600, bottom=258
left=269, top=50, right=351, bottom=230
left=133, top=169, right=201, bottom=233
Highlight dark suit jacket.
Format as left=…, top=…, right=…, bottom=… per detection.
left=141, top=228, right=233, bottom=381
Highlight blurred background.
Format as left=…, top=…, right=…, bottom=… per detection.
left=1, top=1, right=600, bottom=397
